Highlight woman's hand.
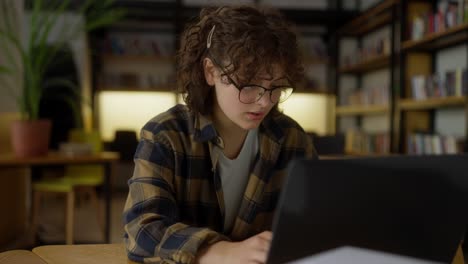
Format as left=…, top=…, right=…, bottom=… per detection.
left=196, top=231, right=273, bottom=264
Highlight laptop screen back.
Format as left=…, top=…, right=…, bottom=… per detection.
left=267, top=155, right=468, bottom=264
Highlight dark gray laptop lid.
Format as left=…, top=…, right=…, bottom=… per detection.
left=267, top=155, right=468, bottom=264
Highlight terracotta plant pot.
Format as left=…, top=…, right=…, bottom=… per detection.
left=10, top=119, right=52, bottom=158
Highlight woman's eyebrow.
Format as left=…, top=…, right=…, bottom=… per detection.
left=273, top=76, right=288, bottom=82
left=254, top=75, right=288, bottom=82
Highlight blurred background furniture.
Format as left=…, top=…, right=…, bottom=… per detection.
left=110, top=130, right=138, bottom=162
left=0, top=150, right=119, bottom=245
left=309, top=133, right=346, bottom=156
left=108, top=130, right=138, bottom=192
left=30, top=130, right=104, bottom=244
left=0, top=113, right=33, bottom=251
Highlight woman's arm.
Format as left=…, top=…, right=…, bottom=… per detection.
left=123, top=136, right=227, bottom=264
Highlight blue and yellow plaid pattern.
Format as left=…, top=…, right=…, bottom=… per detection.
left=123, top=104, right=316, bottom=263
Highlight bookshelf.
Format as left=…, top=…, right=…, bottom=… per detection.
left=91, top=1, right=358, bottom=94
left=397, top=0, right=468, bottom=155
left=98, top=53, right=176, bottom=92
left=335, top=0, right=398, bottom=156
left=336, top=105, right=389, bottom=116
left=101, top=54, right=175, bottom=64
left=399, top=96, right=466, bottom=110
left=89, top=1, right=360, bottom=143
left=338, top=0, right=399, bottom=35
left=402, top=22, right=468, bottom=51
left=339, top=54, right=391, bottom=74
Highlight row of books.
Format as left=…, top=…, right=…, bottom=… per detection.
left=407, top=133, right=463, bottom=154
left=411, top=69, right=468, bottom=100
left=98, top=72, right=175, bottom=90
left=411, top=0, right=468, bottom=41
left=101, top=33, right=175, bottom=57
left=339, top=86, right=389, bottom=106
left=341, top=38, right=390, bottom=68
left=299, top=38, right=327, bottom=61
left=345, top=130, right=390, bottom=155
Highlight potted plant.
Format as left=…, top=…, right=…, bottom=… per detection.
left=0, top=0, right=125, bottom=157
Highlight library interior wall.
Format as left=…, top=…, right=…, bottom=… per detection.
left=0, top=1, right=23, bottom=113
left=279, top=93, right=335, bottom=135
left=98, top=91, right=177, bottom=141
left=98, top=91, right=335, bottom=141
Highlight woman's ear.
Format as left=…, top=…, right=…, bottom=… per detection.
left=203, top=58, right=216, bottom=86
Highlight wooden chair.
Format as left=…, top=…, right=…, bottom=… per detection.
left=30, top=130, right=104, bottom=244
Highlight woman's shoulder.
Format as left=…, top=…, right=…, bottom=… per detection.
left=141, top=104, right=194, bottom=136
left=269, top=111, right=305, bottom=132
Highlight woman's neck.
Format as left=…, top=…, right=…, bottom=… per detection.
left=213, top=106, right=248, bottom=159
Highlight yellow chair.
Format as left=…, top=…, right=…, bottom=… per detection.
left=31, top=130, right=104, bottom=245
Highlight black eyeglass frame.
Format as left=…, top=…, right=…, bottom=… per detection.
left=208, top=54, right=295, bottom=104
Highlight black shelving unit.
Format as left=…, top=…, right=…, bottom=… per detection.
left=397, top=0, right=468, bottom=155
left=334, top=0, right=399, bottom=155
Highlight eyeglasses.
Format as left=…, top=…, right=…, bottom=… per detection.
left=210, top=56, right=294, bottom=104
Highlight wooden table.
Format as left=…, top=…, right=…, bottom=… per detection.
left=0, top=152, right=120, bottom=243
left=0, top=249, right=48, bottom=264
left=32, top=244, right=135, bottom=264
left=28, top=243, right=465, bottom=264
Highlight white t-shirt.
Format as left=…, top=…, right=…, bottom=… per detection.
left=213, top=129, right=259, bottom=232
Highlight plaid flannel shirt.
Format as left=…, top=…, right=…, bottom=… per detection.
left=123, top=104, right=317, bottom=264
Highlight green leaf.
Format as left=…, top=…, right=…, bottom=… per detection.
left=34, top=0, right=71, bottom=73
left=0, top=0, right=125, bottom=122
left=0, top=65, right=12, bottom=74
left=0, top=67, right=20, bottom=103
left=0, top=0, right=21, bottom=71
left=86, top=9, right=127, bottom=31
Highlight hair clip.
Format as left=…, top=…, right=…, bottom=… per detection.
left=207, top=25, right=216, bottom=49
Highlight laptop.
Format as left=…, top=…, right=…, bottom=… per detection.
left=267, top=155, right=468, bottom=264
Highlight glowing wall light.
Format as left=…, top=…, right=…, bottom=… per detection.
left=97, top=91, right=178, bottom=141
left=279, top=93, right=335, bottom=135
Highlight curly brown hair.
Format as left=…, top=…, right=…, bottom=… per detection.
left=176, top=5, right=304, bottom=115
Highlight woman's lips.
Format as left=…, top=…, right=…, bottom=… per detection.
left=246, top=112, right=265, bottom=120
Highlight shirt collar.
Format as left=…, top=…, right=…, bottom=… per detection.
left=192, top=110, right=285, bottom=143
left=193, top=112, right=218, bottom=142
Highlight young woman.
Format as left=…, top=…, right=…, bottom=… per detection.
left=123, top=5, right=317, bottom=264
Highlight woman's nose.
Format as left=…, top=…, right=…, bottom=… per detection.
left=256, top=90, right=272, bottom=106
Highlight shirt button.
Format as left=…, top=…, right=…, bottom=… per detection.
left=216, top=137, right=224, bottom=148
